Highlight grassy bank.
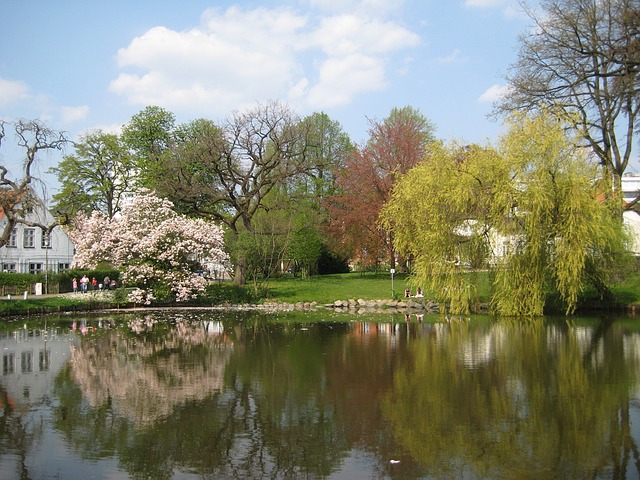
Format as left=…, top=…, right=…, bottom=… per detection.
left=0, top=295, right=106, bottom=317
left=1, top=270, right=638, bottom=318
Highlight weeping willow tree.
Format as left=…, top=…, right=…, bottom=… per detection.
left=381, top=112, right=629, bottom=316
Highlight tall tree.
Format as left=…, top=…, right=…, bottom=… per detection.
left=50, top=130, right=135, bottom=219
left=382, top=112, right=629, bottom=316
left=121, top=106, right=177, bottom=190
left=327, top=106, right=436, bottom=271
left=300, top=112, right=353, bottom=198
left=157, top=101, right=314, bottom=285
left=497, top=0, right=640, bottom=197
left=0, top=119, right=67, bottom=248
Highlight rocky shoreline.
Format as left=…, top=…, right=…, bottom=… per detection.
left=259, top=298, right=444, bottom=314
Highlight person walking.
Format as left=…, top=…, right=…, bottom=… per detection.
left=80, top=275, right=90, bottom=293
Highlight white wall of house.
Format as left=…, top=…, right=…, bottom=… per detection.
left=624, top=211, right=640, bottom=255
left=0, top=201, right=75, bottom=274
left=623, top=173, right=640, bottom=204
left=622, top=175, right=640, bottom=255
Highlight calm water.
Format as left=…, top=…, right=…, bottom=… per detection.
left=1, top=309, right=640, bottom=479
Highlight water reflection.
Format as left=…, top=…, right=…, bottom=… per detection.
left=0, top=312, right=639, bottom=479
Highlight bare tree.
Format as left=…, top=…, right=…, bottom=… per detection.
left=0, top=120, right=68, bottom=248
left=496, top=0, right=640, bottom=196
left=157, top=101, right=313, bottom=285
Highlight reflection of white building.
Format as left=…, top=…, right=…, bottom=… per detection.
left=0, top=191, right=75, bottom=273
left=0, top=326, right=75, bottom=411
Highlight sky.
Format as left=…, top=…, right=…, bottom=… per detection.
left=1, top=0, right=590, bottom=191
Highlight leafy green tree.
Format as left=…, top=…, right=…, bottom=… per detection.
left=300, top=112, right=353, bottom=198
left=288, top=205, right=324, bottom=279
left=496, top=0, right=640, bottom=198
left=121, top=105, right=177, bottom=190
left=50, top=130, right=135, bottom=219
left=154, top=101, right=317, bottom=285
left=382, top=112, right=629, bottom=315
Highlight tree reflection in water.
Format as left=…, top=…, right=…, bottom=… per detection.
left=382, top=318, right=640, bottom=479
left=1, top=311, right=640, bottom=479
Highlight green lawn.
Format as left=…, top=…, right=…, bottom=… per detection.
left=262, top=271, right=492, bottom=304
left=262, top=269, right=640, bottom=309
left=262, top=272, right=408, bottom=304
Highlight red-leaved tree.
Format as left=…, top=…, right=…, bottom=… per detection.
left=326, top=106, right=436, bottom=271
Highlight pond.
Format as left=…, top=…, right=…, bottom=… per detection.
left=1, top=309, right=640, bottom=479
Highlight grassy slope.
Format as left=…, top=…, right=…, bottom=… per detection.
left=263, top=270, right=640, bottom=308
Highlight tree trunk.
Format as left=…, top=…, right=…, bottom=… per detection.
left=234, top=258, right=247, bottom=285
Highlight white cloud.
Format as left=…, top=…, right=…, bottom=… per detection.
left=109, top=5, right=420, bottom=115
left=0, top=77, right=29, bottom=106
left=436, top=49, right=466, bottom=64
left=307, top=53, right=386, bottom=107
left=478, top=83, right=511, bottom=103
left=60, top=105, right=90, bottom=124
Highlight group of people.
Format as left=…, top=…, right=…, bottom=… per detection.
left=404, top=287, right=424, bottom=298
left=72, top=275, right=117, bottom=293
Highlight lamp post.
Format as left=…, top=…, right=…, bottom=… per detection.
left=43, top=230, right=49, bottom=295
left=390, top=268, right=395, bottom=298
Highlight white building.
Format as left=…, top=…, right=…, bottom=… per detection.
left=0, top=192, right=75, bottom=274
left=623, top=174, right=640, bottom=255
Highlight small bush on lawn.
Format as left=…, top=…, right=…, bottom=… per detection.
left=200, top=283, right=265, bottom=305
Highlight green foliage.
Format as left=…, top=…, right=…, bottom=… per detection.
left=56, top=269, right=120, bottom=292
left=288, top=204, right=324, bottom=278
left=382, top=112, right=631, bottom=316
left=0, top=297, right=85, bottom=316
left=0, top=272, right=43, bottom=288
left=121, top=106, right=177, bottom=190
left=49, top=131, right=135, bottom=219
left=317, top=246, right=350, bottom=274
left=203, top=283, right=265, bottom=305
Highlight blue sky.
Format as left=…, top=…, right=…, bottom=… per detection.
left=1, top=0, right=552, bottom=187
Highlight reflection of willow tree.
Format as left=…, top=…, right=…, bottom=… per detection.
left=382, top=320, right=640, bottom=479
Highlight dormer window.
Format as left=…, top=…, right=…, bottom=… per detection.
left=23, top=228, right=35, bottom=248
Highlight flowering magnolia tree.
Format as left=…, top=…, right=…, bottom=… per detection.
left=68, top=190, right=228, bottom=304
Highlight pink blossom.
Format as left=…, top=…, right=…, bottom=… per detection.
left=68, top=189, right=228, bottom=302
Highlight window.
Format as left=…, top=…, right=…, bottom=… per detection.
left=39, top=349, right=50, bottom=371
left=58, top=263, right=70, bottom=272
left=23, top=228, right=35, bottom=248
left=2, top=263, right=16, bottom=273
left=3, top=353, right=15, bottom=375
left=41, top=232, right=51, bottom=249
left=7, top=229, right=17, bottom=248
left=29, top=263, right=43, bottom=274
left=21, top=351, right=33, bottom=373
